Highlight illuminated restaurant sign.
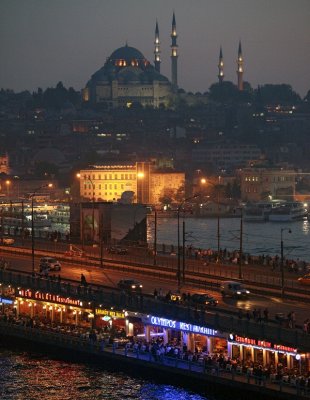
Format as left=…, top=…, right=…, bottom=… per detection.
left=149, top=316, right=217, bottom=336
left=95, top=308, right=125, bottom=318
left=0, top=297, right=14, bottom=305
left=230, top=335, right=297, bottom=353
left=18, top=289, right=82, bottom=307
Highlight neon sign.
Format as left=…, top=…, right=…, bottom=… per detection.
left=18, top=289, right=82, bottom=307
left=230, top=335, right=297, bottom=353
left=95, top=309, right=125, bottom=318
left=150, top=316, right=217, bottom=336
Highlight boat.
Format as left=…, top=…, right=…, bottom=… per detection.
left=243, top=200, right=285, bottom=222
left=268, top=201, right=308, bottom=222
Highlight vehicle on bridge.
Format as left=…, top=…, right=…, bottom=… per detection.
left=190, top=293, right=218, bottom=307
left=1, top=237, right=14, bottom=245
left=117, top=279, right=143, bottom=293
left=220, top=281, right=250, bottom=298
left=298, top=274, right=310, bottom=286
left=39, top=257, right=61, bottom=272
left=107, top=246, right=128, bottom=255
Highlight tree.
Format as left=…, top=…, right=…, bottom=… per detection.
left=256, top=84, right=301, bottom=105
left=209, top=81, right=239, bottom=103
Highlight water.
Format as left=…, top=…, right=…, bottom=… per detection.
left=0, top=346, right=214, bottom=400
left=148, top=217, right=310, bottom=262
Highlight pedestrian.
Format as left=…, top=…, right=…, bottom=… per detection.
left=153, top=288, right=158, bottom=299
left=263, top=308, right=269, bottom=322
left=246, top=310, right=251, bottom=320
left=238, top=309, right=243, bottom=319
left=257, top=309, right=262, bottom=323
left=81, top=273, right=87, bottom=286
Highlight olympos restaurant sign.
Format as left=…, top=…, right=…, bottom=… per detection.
left=18, top=289, right=83, bottom=307
left=149, top=315, right=218, bottom=336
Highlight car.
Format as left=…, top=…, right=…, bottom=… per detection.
left=190, top=293, right=218, bottom=307
left=298, top=274, right=310, bottom=286
left=107, top=246, right=128, bottom=255
left=39, top=257, right=61, bottom=272
left=1, top=237, right=15, bottom=245
left=117, top=279, right=143, bottom=293
left=220, top=281, right=250, bottom=298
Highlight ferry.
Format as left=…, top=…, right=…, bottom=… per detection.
left=243, top=200, right=285, bottom=222
left=268, top=201, right=308, bottom=222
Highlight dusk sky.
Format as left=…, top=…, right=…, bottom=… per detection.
left=1, top=0, right=310, bottom=97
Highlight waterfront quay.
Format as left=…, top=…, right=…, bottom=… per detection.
left=0, top=269, right=310, bottom=399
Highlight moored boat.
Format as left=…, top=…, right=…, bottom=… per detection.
left=268, top=201, right=308, bottom=222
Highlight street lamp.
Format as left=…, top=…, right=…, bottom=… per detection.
left=239, top=207, right=243, bottom=279
left=30, top=183, right=53, bottom=274
left=177, top=194, right=199, bottom=291
left=5, top=180, right=11, bottom=198
left=200, top=177, right=222, bottom=262
left=280, top=228, right=291, bottom=297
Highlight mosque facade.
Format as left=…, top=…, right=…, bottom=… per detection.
left=82, top=13, right=244, bottom=109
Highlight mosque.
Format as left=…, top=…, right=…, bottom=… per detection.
left=82, top=13, right=244, bottom=108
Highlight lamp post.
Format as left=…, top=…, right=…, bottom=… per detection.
left=30, top=184, right=52, bottom=274
left=200, top=177, right=222, bottom=262
left=238, top=207, right=243, bottom=279
left=280, top=228, right=291, bottom=297
left=153, top=209, right=157, bottom=266
left=177, top=194, right=199, bottom=291
left=5, top=180, right=11, bottom=198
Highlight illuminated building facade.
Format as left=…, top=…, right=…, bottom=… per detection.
left=79, top=163, right=185, bottom=205
left=79, top=162, right=151, bottom=204
left=150, top=172, right=185, bottom=205
left=240, top=167, right=295, bottom=202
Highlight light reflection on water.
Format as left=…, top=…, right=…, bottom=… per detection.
left=0, top=348, right=212, bottom=400
left=147, top=217, right=310, bottom=261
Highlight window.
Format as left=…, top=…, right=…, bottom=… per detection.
left=114, top=184, right=117, bottom=189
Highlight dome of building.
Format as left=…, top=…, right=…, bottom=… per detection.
left=83, top=43, right=173, bottom=108
left=108, top=45, right=146, bottom=64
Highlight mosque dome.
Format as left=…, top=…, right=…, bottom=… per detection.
left=84, top=43, right=173, bottom=107
left=108, top=45, right=146, bottom=64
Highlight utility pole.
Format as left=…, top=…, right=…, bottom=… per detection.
left=239, top=208, right=243, bottom=279
left=153, top=210, right=157, bottom=266
left=182, top=219, right=186, bottom=282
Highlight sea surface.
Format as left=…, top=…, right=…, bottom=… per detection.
left=0, top=346, right=217, bottom=400
left=147, top=217, right=310, bottom=262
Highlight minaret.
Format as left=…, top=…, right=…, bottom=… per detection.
left=237, top=40, right=244, bottom=91
left=218, top=46, right=224, bottom=83
left=154, top=20, right=161, bottom=73
left=171, top=12, right=178, bottom=88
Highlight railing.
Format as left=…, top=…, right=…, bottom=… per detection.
left=0, top=320, right=308, bottom=399
left=1, top=269, right=310, bottom=351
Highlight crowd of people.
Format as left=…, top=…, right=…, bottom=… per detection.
left=0, top=308, right=309, bottom=392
